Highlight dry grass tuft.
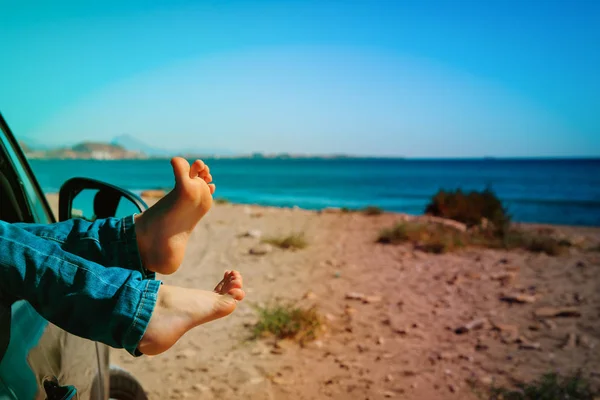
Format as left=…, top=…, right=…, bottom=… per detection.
left=262, top=233, right=308, bottom=249
left=377, top=222, right=465, bottom=254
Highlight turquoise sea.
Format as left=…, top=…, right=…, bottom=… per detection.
left=29, top=158, right=600, bottom=226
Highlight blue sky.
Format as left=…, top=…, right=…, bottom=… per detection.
left=1, top=0, right=598, bottom=157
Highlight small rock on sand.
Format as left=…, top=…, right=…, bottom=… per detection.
left=345, top=292, right=365, bottom=300
left=455, top=318, right=487, bottom=334
left=561, top=333, right=577, bottom=349
left=519, top=341, right=541, bottom=350
left=243, top=229, right=262, bottom=238
left=249, top=243, right=273, bottom=255
left=477, top=376, right=493, bottom=386
left=491, top=322, right=519, bottom=343
left=324, top=313, right=336, bottom=322
left=500, top=293, right=537, bottom=304
left=344, top=306, right=357, bottom=316
left=541, top=319, right=557, bottom=330
left=272, top=377, right=294, bottom=385
left=303, top=291, right=318, bottom=300
left=578, top=335, right=593, bottom=349
left=534, top=307, right=581, bottom=318
left=491, top=272, right=517, bottom=286
left=274, top=340, right=295, bottom=351
left=344, top=292, right=382, bottom=303
left=176, top=349, right=197, bottom=359
left=192, top=384, right=209, bottom=392
left=363, top=295, right=383, bottom=304
left=312, top=340, right=324, bottom=349
left=518, top=336, right=541, bottom=350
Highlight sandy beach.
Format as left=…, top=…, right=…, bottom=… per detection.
left=48, top=195, right=600, bottom=399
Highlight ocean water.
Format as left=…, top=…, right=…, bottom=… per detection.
left=28, top=158, right=600, bottom=226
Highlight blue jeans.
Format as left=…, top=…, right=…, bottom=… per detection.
left=0, top=215, right=161, bottom=356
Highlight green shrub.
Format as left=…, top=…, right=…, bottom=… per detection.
left=214, top=197, right=230, bottom=204
left=361, top=206, right=384, bottom=216
left=425, top=188, right=510, bottom=236
left=262, top=233, right=307, bottom=249
left=252, top=303, right=321, bottom=343
left=489, top=371, right=595, bottom=400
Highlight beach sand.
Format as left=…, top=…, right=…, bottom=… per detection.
left=48, top=195, right=600, bottom=399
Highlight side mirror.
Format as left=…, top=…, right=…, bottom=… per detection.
left=58, top=178, right=148, bottom=222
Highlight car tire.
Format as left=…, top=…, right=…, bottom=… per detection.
left=109, top=368, right=148, bottom=400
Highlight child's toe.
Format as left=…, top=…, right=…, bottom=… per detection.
left=228, top=288, right=245, bottom=301
left=189, top=160, right=206, bottom=178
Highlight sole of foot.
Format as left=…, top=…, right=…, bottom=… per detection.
left=135, top=157, right=216, bottom=275
left=138, top=270, right=244, bottom=355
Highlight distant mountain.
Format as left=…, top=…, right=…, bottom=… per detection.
left=111, top=134, right=234, bottom=157
left=111, top=134, right=165, bottom=156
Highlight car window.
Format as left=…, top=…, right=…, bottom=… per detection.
left=0, top=126, right=53, bottom=224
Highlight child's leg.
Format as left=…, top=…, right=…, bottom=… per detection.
left=17, top=157, right=216, bottom=276
left=14, top=215, right=155, bottom=279
left=0, top=221, right=244, bottom=356
left=0, top=220, right=157, bottom=355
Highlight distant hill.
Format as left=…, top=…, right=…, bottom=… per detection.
left=111, top=134, right=234, bottom=157
left=25, top=141, right=146, bottom=160
left=72, top=142, right=126, bottom=153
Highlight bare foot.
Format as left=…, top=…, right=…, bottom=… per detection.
left=135, top=157, right=216, bottom=275
left=138, top=270, right=245, bottom=356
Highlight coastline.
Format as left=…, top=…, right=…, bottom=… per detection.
left=44, top=192, right=600, bottom=232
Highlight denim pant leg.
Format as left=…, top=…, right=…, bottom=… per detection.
left=14, top=215, right=155, bottom=280
left=0, top=221, right=159, bottom=356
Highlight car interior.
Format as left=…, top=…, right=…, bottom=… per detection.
left=0, top=171, right=24, bottom=223
left=0, top=127, right=32, bottom=225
